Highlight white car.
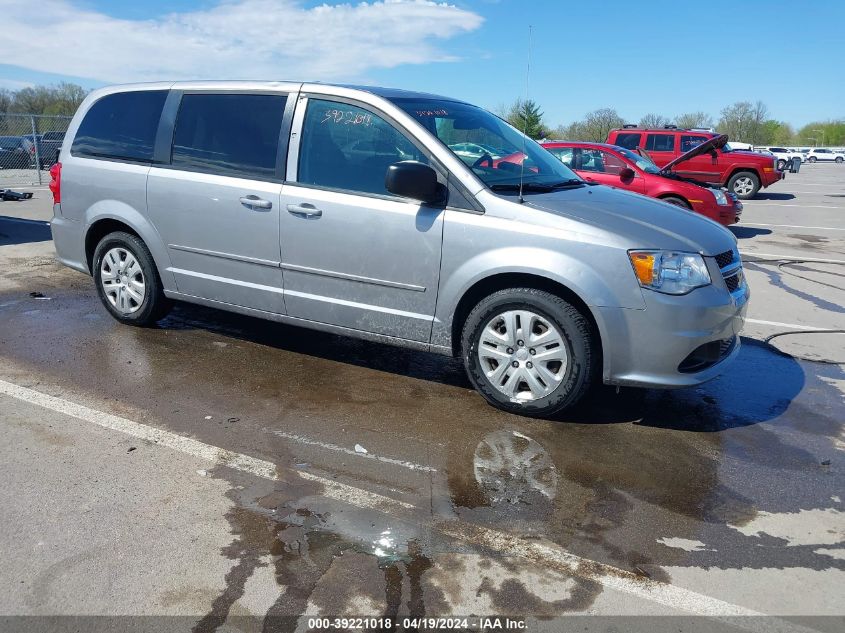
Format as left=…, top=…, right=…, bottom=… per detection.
left=804, top=148, right=844, bottom=163
left=755, top=146, right=802, bottom=169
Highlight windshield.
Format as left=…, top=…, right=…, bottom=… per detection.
left=617, top=147, right=660, bottom=174
left=390, top=98, right=580, bottom=191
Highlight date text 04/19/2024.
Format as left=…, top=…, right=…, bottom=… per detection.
left=307, top=617, right=527, bottom=630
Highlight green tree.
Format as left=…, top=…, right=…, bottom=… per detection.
left=796, top=120, right=845, bottom=146
left=504, top=99, right=549, bottom=140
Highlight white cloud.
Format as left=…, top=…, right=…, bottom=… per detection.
left=0, top=0, right=484, bottom=83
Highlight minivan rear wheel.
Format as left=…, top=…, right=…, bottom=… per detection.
left=92, top=231, right=171, bottom=326
left=461, top=288, right=596, bottom=417
left=728, top=171, right=760, bottom=199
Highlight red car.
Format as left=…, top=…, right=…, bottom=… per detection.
left=606, top=126, right=783, bottom=199
left=541, top=138, right=742, bottom=226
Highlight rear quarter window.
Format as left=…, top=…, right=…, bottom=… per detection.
left=615, top=133, right=642, bottom=149
left=71, top=90, right=167, bottom=162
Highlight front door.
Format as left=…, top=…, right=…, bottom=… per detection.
left=672, top=134, right=722, bottom=184
left=279, top=96, right=444, bottom=342
left=576, top=149, right=646, bottom=194
left=147, top=91, right=291, bottom=313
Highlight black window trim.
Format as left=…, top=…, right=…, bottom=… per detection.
left=70, top=89, right=170, bottom=166
left=294, top=93, right=483, bottom=213
left=155, top=89, right=297, bottom=183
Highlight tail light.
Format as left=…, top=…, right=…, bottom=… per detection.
left=49, top=162, right=61, bottom=204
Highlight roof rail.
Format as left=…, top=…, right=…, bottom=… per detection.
left=623, top=124, right=638, bottom=129
left=663, top=124, right=678, bottom=129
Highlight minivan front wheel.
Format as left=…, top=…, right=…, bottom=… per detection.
left=728, top=171, right=760, bottom=199
left=462, top=288, right=596, bottom=417
left=93, top=231, right=171, bottom=326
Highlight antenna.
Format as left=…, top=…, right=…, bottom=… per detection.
left=518, top=25, right=532, bottom=204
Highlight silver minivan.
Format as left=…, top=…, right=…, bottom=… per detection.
left=50, top=81, right=748, bottom=417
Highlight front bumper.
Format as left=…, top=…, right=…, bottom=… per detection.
left=596, top=265, right=749, bottom=388
left=761, top=168, right=785, bottom=187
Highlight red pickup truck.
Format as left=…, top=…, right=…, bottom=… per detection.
left=606, top=126, right=783, bottom=199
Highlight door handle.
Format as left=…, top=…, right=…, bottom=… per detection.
left=287, top=203, right=323, bottom=218
left=239, top=195, right=272, bottom=210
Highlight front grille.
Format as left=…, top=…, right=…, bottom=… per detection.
left=715, top=250, right=735, bottom=269
left=725, top=271, right=741, bottom=292
left=678, top=336, right=737, bottom=373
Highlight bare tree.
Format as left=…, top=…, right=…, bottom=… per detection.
left=579, top=108, right=626, bottom=142
left=0, top=88, right=13, bottom=113
left=674, top=111, right=714, bottom=129
left=639, top=113, right=671, bottom=128
left=717, top=101, right=755, bottom=142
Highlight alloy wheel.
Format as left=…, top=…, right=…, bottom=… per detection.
left=733, top=177, right=755, bottom=197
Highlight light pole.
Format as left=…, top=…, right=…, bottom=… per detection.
left=807, top=137, right=816, bottom=147
left=813, top=129, right=825, bottom=147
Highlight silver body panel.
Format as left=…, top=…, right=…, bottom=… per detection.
left=52, top=80, right=748, bottom=390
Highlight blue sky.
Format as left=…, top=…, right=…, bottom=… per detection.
left=2, top=0, right=843, bottom=129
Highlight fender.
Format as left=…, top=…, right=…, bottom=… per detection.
left=84, top=202, right=177, bottom=291
left=430, top=245, right=646, bottom=354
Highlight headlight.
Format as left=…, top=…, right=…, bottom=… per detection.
left=628, top=250, right=711, bottom=295
left=712, top=189, right=728, bottom=206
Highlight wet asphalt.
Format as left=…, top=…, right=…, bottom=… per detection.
left=0, top=164, right=843, bottom=629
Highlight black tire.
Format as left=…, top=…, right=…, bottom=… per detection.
left=836, top=157, right=843, bottom=164
left=808, top=156, right=817, bottom=163
left=661, top=195, right=691, bottom=209
left=727, top=171, right=760, bottom=200
left=776, top=159, right=787, bottom=170
left=92, top=231, right=171, bottom=326
left=461, top=288, right=597, bottom=418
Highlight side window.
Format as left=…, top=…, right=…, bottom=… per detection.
left=615, top=133, right=642, bottom=150
left=599, top=151, right=628, bottom=175
left=680, top=135, right=707, bottom=153
left=547, top=147, right=574, bottom=167
left=171, top=93, right=287, bottom=179
left=645, top=134, right=676, bottom=152
left=578, top=149, right=605, bottom=172
left=71, top=90, right=167, bottom=161
left=298, top=99, right=428, bottom=196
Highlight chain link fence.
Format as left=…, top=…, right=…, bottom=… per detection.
left=0, top=113, right=73, bottom=188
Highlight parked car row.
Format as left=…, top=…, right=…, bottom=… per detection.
left=753, top=146, right=845, bottom=167
left=606, top=126, right=783, bottom=200
left=0, top=131, right=64, bottom=170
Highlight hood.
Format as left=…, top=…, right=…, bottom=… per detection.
left=661, top=134, right=729, bottom=173
left=522, top=184, right=735, bottom=256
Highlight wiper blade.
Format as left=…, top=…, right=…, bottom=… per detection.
left=546, top=179, right=585, bottom=189
left=490, top=180, right=584, bottom=193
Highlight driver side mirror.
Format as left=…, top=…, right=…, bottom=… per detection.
left=385, top=161, right=445, bottom=205
left=619, top=167, right=636, bottom=181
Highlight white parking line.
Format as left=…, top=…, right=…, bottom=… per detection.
left=267, top=429, right=436, bottom=472
left=740, top=251, right=845, bottom=264
left=741, top=203, right=845, bottom=209
left=740, top=223, right=845, bottom=231
left=745, top=318, right=835, bottom=332
left=0, top=378, right=818, bottom=630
